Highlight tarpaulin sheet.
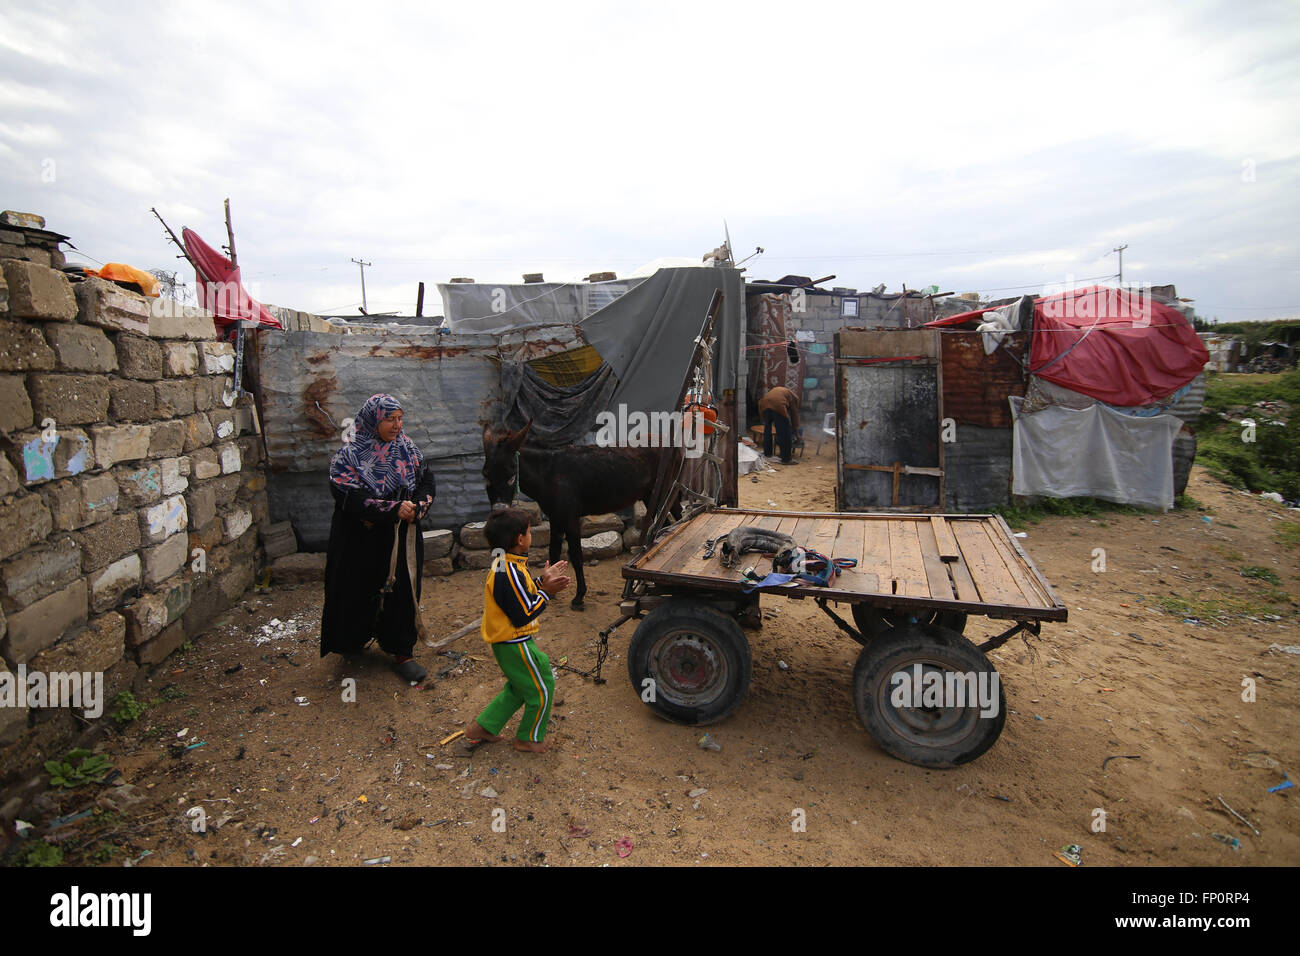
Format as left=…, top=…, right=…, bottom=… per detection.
left=928, top=286, right=1207, bottom=407
left=1011, top=399, right=1183, bottom=510
left=501, top=360, right=616, bottom=448
left=1029, top=286, right=1207, bottom=407
left=580, top=267, right=744, bottom=416
left=182, top=228, right=282, bottom=329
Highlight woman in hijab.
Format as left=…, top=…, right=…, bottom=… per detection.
left=321, top=394, right=436, bottom=682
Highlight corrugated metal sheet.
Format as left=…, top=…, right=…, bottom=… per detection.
left=256, top=326, right=581, bottom=550
left=940, top=331, right=1029, bottom=429
left=1169, top=371, right=1206, bottom=423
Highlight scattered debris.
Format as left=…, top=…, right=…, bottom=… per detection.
left=1211, top=832, right=1241, bottom=850
left=363, top=856, right=391, bottom=865
left=1102, top=754, right=1141, bottom=772
left=697, top=733, right=721, bottom=752
left=688, top=788, right=708, bottom=798
left=1267, top=776, right=1293, bottom=794
left=1216, top=794, right=1260, bottom=836
left=1054, top=844, right=1083, bottom=866
left=616, top=837, right=634, bottom=858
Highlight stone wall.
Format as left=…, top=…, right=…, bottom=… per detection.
left=0, top=257, right=269, bottom=805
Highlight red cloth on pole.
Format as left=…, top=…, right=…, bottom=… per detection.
left=182, top=227, right=282, bottom=329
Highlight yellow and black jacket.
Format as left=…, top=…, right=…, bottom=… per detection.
left=481, top=552, right=551, bottom=644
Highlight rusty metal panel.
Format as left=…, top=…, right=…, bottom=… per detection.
left=837, top=328, right=940, bottom=360
left=943, top=424, right=1013, bottom=511
left=939, top=331, right=1029, bottom=429
left=257, top=326, right=580, bottom=549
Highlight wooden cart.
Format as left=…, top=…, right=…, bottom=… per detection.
left=600, top=507, right=1067, bottom=767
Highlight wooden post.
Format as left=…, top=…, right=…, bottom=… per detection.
left=416, top=281, right=425, bottom=318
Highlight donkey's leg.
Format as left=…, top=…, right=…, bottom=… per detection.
left=566, top=520, right=587, bottom=610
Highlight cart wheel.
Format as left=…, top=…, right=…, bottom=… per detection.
left=851, top=605, right=967, bottom=641
left=852, top=624, right=1005, bottom=767
left=627, top=600, right=752, bottom=726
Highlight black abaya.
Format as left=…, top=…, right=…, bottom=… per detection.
left=320, top=468, right=436, bottom=657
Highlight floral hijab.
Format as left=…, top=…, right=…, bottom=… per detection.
left=328, top=394, right=423, bottom=498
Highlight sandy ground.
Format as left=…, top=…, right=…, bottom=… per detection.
left=35, top=443, right=1300, bottom=867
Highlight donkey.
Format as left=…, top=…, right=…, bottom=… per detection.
left=482, top=421, right=676, bottom=609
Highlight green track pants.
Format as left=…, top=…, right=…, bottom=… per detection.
left=477, top=639, right=555, bottom=743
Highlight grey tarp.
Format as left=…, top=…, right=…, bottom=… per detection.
left=579, top=267, right=744, bottom=416
left=439, top=278, right=647, bottom=333
left=501, top=361, right=617, bottom=448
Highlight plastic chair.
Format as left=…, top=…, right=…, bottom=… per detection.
left=815, top=412, right=835, bottom=454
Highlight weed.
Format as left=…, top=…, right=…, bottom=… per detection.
left=19, top=841, right=64, bottom=867
left=45, top=748, right=113, bottom=788
left=156, top=684, right=187, bottom=703
left=1277, top=522, right=1300, bottom=552
left=110, top=691, right=147, bottom=725
left=1241, top=566, right=1282, bottom=586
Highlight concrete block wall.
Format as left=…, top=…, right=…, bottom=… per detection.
left=0, top=257, right=270, bottom=795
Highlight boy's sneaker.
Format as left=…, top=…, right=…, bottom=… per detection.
left=395, top=658, right=427, bottom=682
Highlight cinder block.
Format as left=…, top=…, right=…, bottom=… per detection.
left=0, top=494, right=52, bottom=562
left=1, top=578, right=87, bottom=664
left=0, top=319, right=56, bottom=371
left=209, top=408, right=236, bottom=441
left=90, top=423, right=151, bottom=467
left=198, top=341, right=235, bottom=375
left=223, top=507, right=252, bottom=543
left=1, top=260, right=77, bottom=321
left=0, top=536, right=81, bottom=611
left=80, top=473, right=118, bottom=527
left=122, top=578, right=190, bottom=646
left=113, top=462, right=163, bottom=507
left=185, top=483, right=216, bottom=530
left=75, top=277, right=150, bottom=335
left=181, top=412, right=214, bottom=452
left=114, top=333, right=163, bottom=380
left=147, top=298, right=216, bottom=340
left=30, top=611, right=126, bottom=675
left=89, top=554, right=141, bottom=613
left=43, top=324, right=117, bottom=372
left=422, top=528, right=453, bottom=559
left=210, top=473, right=239, bottom=507
left=159, top=457, right=188, bottom=495
left=76, top=511, right=141, bottom=572
left=142, top=533, right=188, bottom=585
left=189, top=447, right=220, bottom=480
left=217, top=442, right=241, bottom=474
left=153, top=379, right=195, bottom=417
left=136, top=620, right=186, bottom=666
left=147, top=419, right=185, bottom=458
left=108, top=379, right=156, bottom=421
left=161, top=341, right=198, bottom=376
left=25, top=373, right=110, bottom=425
left=0, top=375, right=33, bottom=433
left=139, top=494, right=187, bottom=545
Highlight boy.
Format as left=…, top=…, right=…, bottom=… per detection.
left=464, top=508, right=571, bottom=753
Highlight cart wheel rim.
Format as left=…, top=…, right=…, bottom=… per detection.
left=876, top=657, right=988, bottom=749
left=648, top=629, right=729, bottom=707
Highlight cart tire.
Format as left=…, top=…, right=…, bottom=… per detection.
left=852, top=624, right=1005, bottom=767
left=627, top=600, right=752, bottom=726
left=851, top=605, right=968, bottom=641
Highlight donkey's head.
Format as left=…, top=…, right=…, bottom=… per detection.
left=481, top=420, right=532, bottom=508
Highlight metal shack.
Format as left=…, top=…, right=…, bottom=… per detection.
left=834, top=285, right=1209, bottom=513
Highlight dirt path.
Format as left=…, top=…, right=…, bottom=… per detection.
left=59, top=445, right=1300, bottom=866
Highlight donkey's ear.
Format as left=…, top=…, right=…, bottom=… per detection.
left=482, top=424, right=496, bottom=449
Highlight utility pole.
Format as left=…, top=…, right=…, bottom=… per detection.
left=1113, top=244, right=1128, bottom=286
left=351, top=257, right=372, bottom=313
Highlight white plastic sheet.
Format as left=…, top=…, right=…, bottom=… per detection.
left=1011, top=399, right=1183, bottom=510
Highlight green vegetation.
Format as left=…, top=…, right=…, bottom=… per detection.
left=110, top=691, right=147, bottom=725
left=1277, top=522, right=1300, bottom=552
left=18, top=842, right=64, bottom=867
left=44, top=748, right=113, bottom=789
left=1197, top=369, right=1300, bottom=499
left=1241, top=566, right=1282, bottom=586
left=155, top=684, right=187, bottom=702
left=994, top=496, right=1152, bottom=526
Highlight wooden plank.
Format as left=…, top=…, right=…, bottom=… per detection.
left=916, top=519, right=955, bottom=602
left=992, top=514, right=1066, bottom=611
left=888, top=520, right=929, bottom=598
left=854, top=515, right=894, bottom=593
left=979, top=518, right=1054, bottom=610
left=950, top=520, right=1025, bottom=607
left=775, top=515, right=801, bottom=537
left=648, top=511, right=736, bottom=575
left=946, top=548, right=980, bottom=603
left=806, top=516, right=841, bottom=559
left=930, top=516, right=959, bottom=561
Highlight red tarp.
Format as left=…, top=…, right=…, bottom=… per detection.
left=925, top=286, right=1208, bottom=407
left=182, top=227, right=282, bottom=330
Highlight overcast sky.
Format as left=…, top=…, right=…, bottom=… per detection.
left=3, top=0, right=1298, bottom=322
